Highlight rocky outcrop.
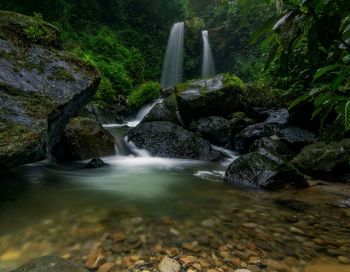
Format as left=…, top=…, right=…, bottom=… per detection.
left=127, top=121, right=220, bottom=160
left=0, top=12, right=100, bottom=169
left=225, top=152, right=308, bottom=190
left=176, top=75, right=243, bottom=125
left=234, top=108, right=290, bottom=153
left=291, top=139, right=350, bottom=180
left=277, top=127, right=316, bottom=150
left=189, top=116, right=230, bottom=146
left=52, top=117, right=116, bottom=161
left=11, top=256, right=88, bottom=272
left=143, top=94, right=181, bottom=125
left=83, top=101, right=130, bottom=124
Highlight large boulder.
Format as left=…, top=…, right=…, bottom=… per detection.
left=250, top=136, right=296, bottom=161
left=52, top=117, right=116, bottom=161
left=11, top=256, right=88, bottom=272
left=225, top=152, right=308, bottom=190
left=0, top=12, right=100, bottom=169
left=127, top=121, right=220, bottom=160
left=176, top=75, right=243, bottom=125
left=234, top=108, right=290, bottom=153
left=189, top=116, right=230, bottom=146
left=277, top=127, right=316, bottom=150
left=291, top=139, right=350, bottom=179
left=143, top=94, right=181, bottom=125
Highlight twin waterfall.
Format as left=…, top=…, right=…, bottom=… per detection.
left=201, top=30, right=216, bottom=78
left=161, top=22, right=185, bottom=90
left=161, top=22, right=216, bottom=89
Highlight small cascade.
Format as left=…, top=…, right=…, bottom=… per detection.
left=201, top=30, right=216, bottom=78
left=212, top=145, right=239, bottom=166
left=161, top=22, right=185, bottom=89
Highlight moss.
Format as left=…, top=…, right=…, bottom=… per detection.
left=243, top=82, right=283, bottom=108
left=1, top=83, right=55, bottom=119
left=0, top=11, right=62, bottom=49
left=223, top=73, right=244, bottom=89
left=48, top=66, right=75, bottom=82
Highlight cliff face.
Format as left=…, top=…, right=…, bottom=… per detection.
left=0, top=11, right=101, bottom=169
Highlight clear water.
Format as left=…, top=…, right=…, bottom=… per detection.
left=161, top=22, right=184, bottom=89
left=0, top=127, right=350, bottom=271
left=201, top=30, right=216, bottom=78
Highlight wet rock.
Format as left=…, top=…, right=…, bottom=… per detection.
left=176, top=75, right=244, bottom=125
left=127, top=121, right=220, bottom=161
left=291, top=139, right=350, bottom=180
left=85, top=249, right=106, bottom=270
left=0, top=12, right=100, bottom=169
left=234, top=109, right=290, bottom=153
left=143, top=94, right=181, bottom=125
left=234, top=269, right=252, bottom=272
left=229, top=112, right=256, bottom=136
left=189, top=116, right=230, bottom=146
left=159, top=256, right=181, bottom=272
left=273, top=199, right=311, bottom=212
left=328, top=198, right=350, bottom=209
left=83, top=101, right=129, bottom=124
left=250, top=137, right=295, bottom=160
left=11, top=256, right=88, bottom=272
left=52, top=117, right=116, bottom=161
left=97, top=262, right=115, bottom=272
left=277, top=127, right=316, bottom=150
left=84, top=157, right=107, bottom=169
left=225, top=152, right=308, bottom=190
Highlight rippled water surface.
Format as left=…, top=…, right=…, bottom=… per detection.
left=0, top=128, right=349, bottom=272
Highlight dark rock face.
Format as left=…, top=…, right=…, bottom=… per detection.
left=250, top=137, right=296, bottom=160
left=189, top=116, right=230, bottom=146
left=277, top=127, right=316, bottom=150
left=234, top=108, right=290, bottom=153
left=84, top=157, right=107, bottom=168
left=11, top=256, right=88, bottom=272
left=143, top=94, right=181, bottom=125
left=176, top=75, right=243, bottom=125
left=291, top=139, right=350, bottom=179
left=228, top=112, right=255, bottom=136
left=83, top=102, right=129, bottom=124
left=52, top=117, right=116, bottom=161
left=225, top=152, right=308, bottom=190
left=0, top=12, right=100, bottom=169
left=127, top=121, right=220, bottom=160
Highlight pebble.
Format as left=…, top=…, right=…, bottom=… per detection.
left=201, top=219, right=216, bottom=227
left=243, top=223, right=258, bottom=229
left=85, top=249, right=106, bottom=269
left=234, top=269, right=252, bottom=272
left=97, top=262, right=115, bottom=272
left=289, top=226, right=305, bottom=235
left=338, top=256, right=350, bottom=264
left=159, top=256, right=181, bottom=272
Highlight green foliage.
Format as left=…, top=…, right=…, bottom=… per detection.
left=253, top=0, right=350, bottom=136
left=224, top=74, right=244, bottom=89
left=128, top=82, right=161, bottom=108
left=94, top=77, right=115, bottom=102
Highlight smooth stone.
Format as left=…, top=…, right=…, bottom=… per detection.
left=243, top=223, right=258, bottom=229
left=158, top=256, right=181, bottom=272
left=338, top=256, right=350, bottom=264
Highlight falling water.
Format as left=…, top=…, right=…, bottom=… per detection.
left=201, top=30, right=216, bottom=78
left=161, top=22, right=185, bottom=89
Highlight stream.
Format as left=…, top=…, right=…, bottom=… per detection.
left=0, top=105, right=350, bottom=272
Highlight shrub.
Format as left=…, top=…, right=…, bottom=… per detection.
left=223, top=73, right=244, bottom=89
left=128, top=81, right=160, bottom=108
left=94, top=77, right=114, bottom=102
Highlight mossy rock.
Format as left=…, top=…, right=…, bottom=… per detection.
left=0, top=11, right=62, bottom=49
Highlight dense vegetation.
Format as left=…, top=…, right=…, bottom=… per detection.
left=252, top=0, right=350, bottom=138
left=1, top=0, right=349, bottom=139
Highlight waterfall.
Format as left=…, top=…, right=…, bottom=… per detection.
left=161, top=22, right=185, bottom=89
left=201, top=30, right=216, bottom=78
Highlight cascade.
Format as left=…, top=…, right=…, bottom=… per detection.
left=201, top=30, right=216, bottom=78
left=161, top=22, right=185, bottom=89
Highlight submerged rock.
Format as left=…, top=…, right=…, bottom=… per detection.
left=190, top=116, right=230, bottom=146
left=11, top=256, right=88, bottom=272
left=127, top=121, right=220, bottom=160
left=291, top=139, right=350, bottom=179
left=225, top=152, right=308, bottom=190
left=0, top=11, right=100, bottom=169
left=52, top=117, right=116, bottom=161
left=84, top=157, right=107, bottom=168
left=176, top=75, right=243, bottom=125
